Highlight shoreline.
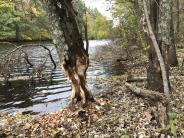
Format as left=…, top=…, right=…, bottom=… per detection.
left=0, top=44, right=184, bottom=137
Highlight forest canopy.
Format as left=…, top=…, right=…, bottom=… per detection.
left=0, top=0, right=112, bottom=41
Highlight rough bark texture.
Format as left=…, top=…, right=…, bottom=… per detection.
left=15, top=24, right=21, bottom=42
left=147, top=0, right=163, bottom=92
left=147, top=0, right=171, bottom=94
left=145, top=0, right=170, bottom=97
left=176, top=0, right=180, bottom=34
left=144, top=0, right=171, bottom=127
left=42, top=0, right=94, bottom=105
left=169, top=1, right=178, bottom=67
left=132, top=0, right=143, bottom=47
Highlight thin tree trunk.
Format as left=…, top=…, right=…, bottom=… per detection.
left=176, top=0, right=180, bottom=33
left=15, top=24, right=21, bottom=42
left=42, top=0, right=94, bottom=106
left=169, top=1, right=178, bottom=67
left=132, top=0, right=142, bottom=46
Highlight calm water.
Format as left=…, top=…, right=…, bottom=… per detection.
left=0, top=40, right=124, bottom=114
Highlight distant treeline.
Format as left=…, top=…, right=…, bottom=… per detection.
left=0, top=0, right=113, bottom=42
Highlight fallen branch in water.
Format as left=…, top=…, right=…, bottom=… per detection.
left=0, top=42, right=57, bottom=81
left=41, top=46, right=57, bottom=69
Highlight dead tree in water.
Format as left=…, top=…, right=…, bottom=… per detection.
left=0, top=43, right=57, bottom=82
left=42, top=0, right=94, bottom=106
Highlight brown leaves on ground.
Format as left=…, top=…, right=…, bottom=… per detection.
left=0, top=100, right=110, bottom=138
left=1, top=46, right=184, bottom=137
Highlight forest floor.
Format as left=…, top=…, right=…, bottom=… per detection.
left=0, top=42, right=184, bottom=138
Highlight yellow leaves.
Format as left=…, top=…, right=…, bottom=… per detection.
left=31, top=7, right=41, bottom=16
left=21, top=35, right=32, bottom=40
left=0, top=1, right=14, bottom=8
left=2, top=115, right=13, bottom=125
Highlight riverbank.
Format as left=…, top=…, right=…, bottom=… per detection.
left=0, top=43, right=184, bottom=137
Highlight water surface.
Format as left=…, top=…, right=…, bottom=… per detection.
left=0, top=40, right=124, bottom=114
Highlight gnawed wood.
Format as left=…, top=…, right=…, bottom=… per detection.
left=42, top=0, right=95, bottom=106
left=125, top=82, right=168, bottom=105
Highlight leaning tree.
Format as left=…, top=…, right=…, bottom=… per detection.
left=145, top=0, right=172, bottom=127
left=42, top=0, right=94, bottom=105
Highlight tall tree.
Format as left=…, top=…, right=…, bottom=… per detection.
left=42, top=0, right=94, bottom=106
left=147, top=0, right=171, bottom=94
left=144, top=0, right=171, bottom=127
left=169, top=0, right=178, bottom=67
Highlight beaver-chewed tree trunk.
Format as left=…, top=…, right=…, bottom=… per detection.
left=42, top=0, right=94, bottom=105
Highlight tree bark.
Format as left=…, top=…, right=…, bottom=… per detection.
left=143, top=0, right=171, bottom=127
left=42, top=0, right=94, bottom=105
left=144, top=0, right=170, bottom=97
left=169, top=1, right=178, bottom=67
left=176, top=0, right=180, bottom=34
left=146, top=0, right=164, bottom=92
left=15, top=23, right=21, bottom=42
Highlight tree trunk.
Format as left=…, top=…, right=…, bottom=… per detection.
left=144, top=0, right=171, bottom=127
left=157, top=0, right=171, bottom=92
left=147, top=0, right=171, bottom=94
left=133, top=0, right=142, bottom=46
left=133, top=0, right=141, bottom=32
left=169, top=1, right=178, bottom=67
left=42, top=0, right=94, bottom=106
left=15, top=23, right=21, bottom=42
left=147, top=0, right=163, bottom=92
left=176, top=0, right=180, bottom=34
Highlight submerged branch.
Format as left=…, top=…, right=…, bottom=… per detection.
left=41, top=46, right=57, bottom=69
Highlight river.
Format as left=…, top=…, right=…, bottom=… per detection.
left=0, top=40, right=124, bottom=114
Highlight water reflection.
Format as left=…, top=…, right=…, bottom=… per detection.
left=0, top=40, right=124, bottom=114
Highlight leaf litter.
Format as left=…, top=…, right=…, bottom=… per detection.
left=0, top=44, right=184, bottom=138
